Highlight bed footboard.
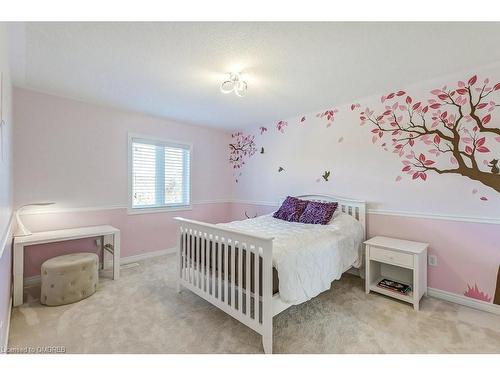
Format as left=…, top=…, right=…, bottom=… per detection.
left=174, top=217, right=274, bottom=354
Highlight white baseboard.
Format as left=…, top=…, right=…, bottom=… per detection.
left=427, top=287, right=500, bottom=316
left=117, top=247, right=176, bottom=264
left=24, top=247, right=177, bottom=287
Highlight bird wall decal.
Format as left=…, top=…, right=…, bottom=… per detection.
left=322, top=170, right=331, bottom=181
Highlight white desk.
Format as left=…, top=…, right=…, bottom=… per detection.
left=13, top=225, right=120, bottom=307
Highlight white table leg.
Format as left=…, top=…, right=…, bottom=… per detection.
left=113, top=232, right=120, bottom=280
left=413, top=266, right=419, bottom=311
left=13, top=243, right=24, bottom=307
left=100, top=235, right=105, bottom=270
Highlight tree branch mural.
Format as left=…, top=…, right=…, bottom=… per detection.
left=229, top=132, right=257, bottom=182
left=356, top=75, right=500, bottom=193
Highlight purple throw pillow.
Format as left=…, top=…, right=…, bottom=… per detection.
left=273, top=196, right=308, bottom=222
left=299, top=201, right=338, bottom=225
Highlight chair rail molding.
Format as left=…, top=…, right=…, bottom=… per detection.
left=13, top=200, right=500, bottom=225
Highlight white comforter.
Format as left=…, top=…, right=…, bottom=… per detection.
left=219, top=212, right=364, bottom=305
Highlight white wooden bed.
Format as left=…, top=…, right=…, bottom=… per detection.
left=174, top=194, right=366, bottom=354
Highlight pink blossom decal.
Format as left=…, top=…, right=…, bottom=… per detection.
left=259, top=126, right=268, bottom=135
left=464, top=283, right=492, bottom=302
left=276, top=120, right=288, bottom=133
left=351, top=103, right=360, bottom=111
left=472, top=188, right=489, bottom=201
left=317, top=109, right=338, bottom=127
left=300, top=116, right=306, bottom=123
left=356, top=75, right=500, bottom=193
left=229, top=132, right=256, bottom=182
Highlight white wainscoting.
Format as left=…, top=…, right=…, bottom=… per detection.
left=0, top=216, right=12, bottom=260
left=0, top=215, right=13, bottom=353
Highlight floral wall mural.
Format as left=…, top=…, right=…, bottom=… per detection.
left=317, top=108, right=339, bottom=127
left=228, top=67, right=500, bottom=307
left=230, top=72, right=500, bottom=202
left=353, top=75, right=500, bottom=197
left=276, top=120, right=288, bottom=133
left=229, top=131, right=256, bottom=183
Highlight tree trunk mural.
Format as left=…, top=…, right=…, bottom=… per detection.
left=494, top=265, right=500, bottom=305
left=355, top=75, right=500, bottom=194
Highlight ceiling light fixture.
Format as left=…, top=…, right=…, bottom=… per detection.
left=220, top=72, right=247, bottom=97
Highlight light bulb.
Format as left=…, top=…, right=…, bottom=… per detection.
left=220, top=72, right=247, bottom=97
left=220, top=80, right=235, bottom=94
left=235, top=80, right=247, bottom=97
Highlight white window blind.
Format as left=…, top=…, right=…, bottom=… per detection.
left=130, top=136, right=191, bottom=210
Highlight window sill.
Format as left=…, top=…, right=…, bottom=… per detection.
left=127, top=205, right=193, bottom=215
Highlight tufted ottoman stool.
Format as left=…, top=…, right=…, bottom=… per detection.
left=40, top=252, right=99, bottom=306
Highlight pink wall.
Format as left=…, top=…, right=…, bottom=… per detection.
left=13, top=87, right=233, bottom=209
left=12, top=88, right=237, bottom=278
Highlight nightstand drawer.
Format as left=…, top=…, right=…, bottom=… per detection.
left=370, top=246, right=414, bottom=268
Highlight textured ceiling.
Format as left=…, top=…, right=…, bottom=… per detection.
left=9, top=22, right=500, bottom=130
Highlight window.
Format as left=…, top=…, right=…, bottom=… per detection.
left=129, top=135, right=191, bottom=212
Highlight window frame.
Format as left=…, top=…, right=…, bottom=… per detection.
left=128, top=133, right=193, bottom=215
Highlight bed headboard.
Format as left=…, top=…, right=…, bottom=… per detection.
left=284, top=194, right=366, bottom=238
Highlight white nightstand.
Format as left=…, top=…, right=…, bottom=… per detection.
left=364, top=236, right=428, bottom=311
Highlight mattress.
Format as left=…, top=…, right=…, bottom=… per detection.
left=219, top=212, right=364, bottom=305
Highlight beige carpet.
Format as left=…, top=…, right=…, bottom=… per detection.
left=8, top=254, right=500, bottom=353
